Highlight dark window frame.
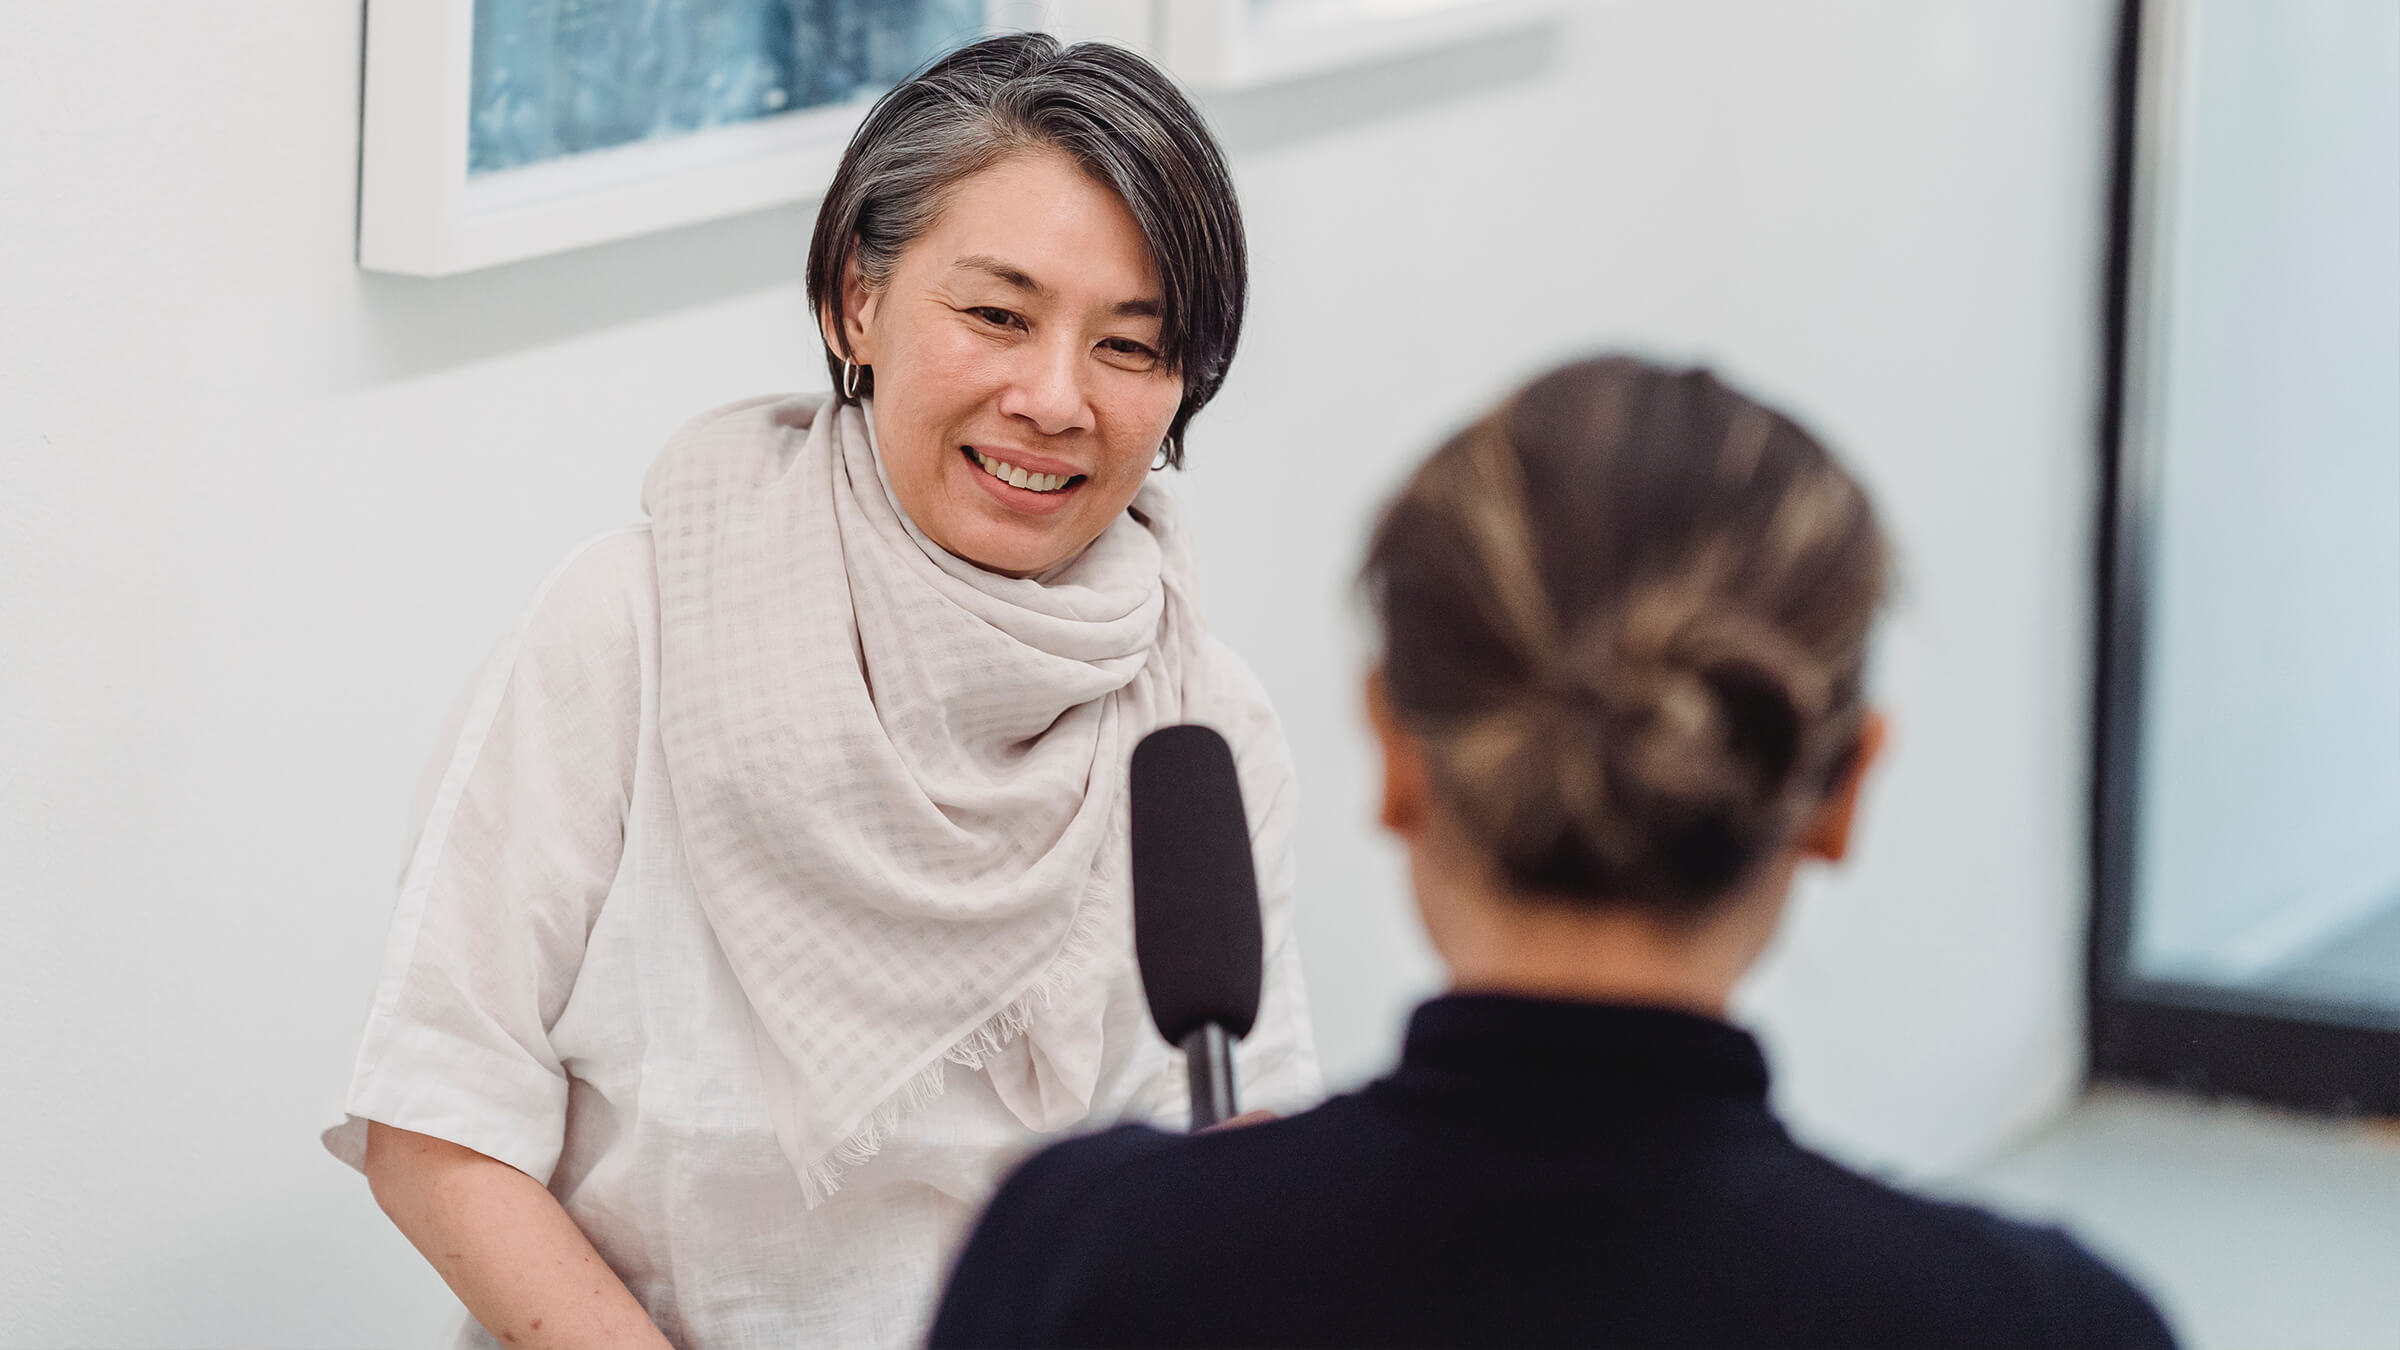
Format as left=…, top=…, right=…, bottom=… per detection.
left=2088, top=0, right=2400, bottom=1116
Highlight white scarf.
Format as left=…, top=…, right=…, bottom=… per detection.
left=642, top=394, right=1206, bottom=1203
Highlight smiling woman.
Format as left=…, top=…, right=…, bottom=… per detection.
left=327, top=32, right=1317, bottom=1350
left=807, top=35, right=1248, bottom=574
left=833, top=153, right=1182, bottom=575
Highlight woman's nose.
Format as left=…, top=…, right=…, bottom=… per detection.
left=997, top=338, right=1093, bottom=437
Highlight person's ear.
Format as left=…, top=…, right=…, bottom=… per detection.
left=1366, top=670, right=1430, bottom=838
left=818, top=249, right=880, bottom=365
left=1798, top=710, right=1887, bottom=864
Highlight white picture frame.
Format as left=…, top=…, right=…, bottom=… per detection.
left=1155, top=0, right=1558, bottom=92
left=357, top=0, right=1147, bottom=276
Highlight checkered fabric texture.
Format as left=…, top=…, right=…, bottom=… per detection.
left=642, top=395, right=1220, bottom=1202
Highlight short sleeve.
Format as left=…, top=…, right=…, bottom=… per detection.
left=322, top=529, right=651, bottom=1184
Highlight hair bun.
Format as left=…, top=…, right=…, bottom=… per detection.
left=1451, top=600, right=1825, bottom=903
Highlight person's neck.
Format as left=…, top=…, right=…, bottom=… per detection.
left=1421, top=862, right=1791, bottom=1020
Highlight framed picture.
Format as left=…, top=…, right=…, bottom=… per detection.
left=358, top=0, right=1144, bottom=276
left=1156, top=0, right=1556, bottom=92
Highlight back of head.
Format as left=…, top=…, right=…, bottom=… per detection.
left=1363, top=356, right=1889, bottom=912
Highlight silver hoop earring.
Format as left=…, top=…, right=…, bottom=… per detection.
left=841, top=358, right=863, bottom=399
left=1153, top=434, right=1178, bottom=470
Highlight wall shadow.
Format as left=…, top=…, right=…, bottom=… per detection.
left=347, top=202, right=813, bottom=388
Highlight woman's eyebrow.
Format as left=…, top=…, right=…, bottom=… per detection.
left=951, top=254, right=1161, bottom=319
left=953, top=254, right=1048, bottom=296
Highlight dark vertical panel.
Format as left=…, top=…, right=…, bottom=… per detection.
left=2088, top=0, right=2400, bottom=1115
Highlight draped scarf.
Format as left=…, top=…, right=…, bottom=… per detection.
left=642, top=394, right=1206, bottom=1203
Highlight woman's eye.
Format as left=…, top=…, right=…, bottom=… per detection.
left=1101, top=338, right=1159, bottom=363
left=969, top=307, right=1022, bottom=329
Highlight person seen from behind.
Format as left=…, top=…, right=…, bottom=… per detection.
left=929, top=354, right=2176, bottom=1349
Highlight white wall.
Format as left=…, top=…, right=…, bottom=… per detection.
left=2130, top=0, right=2400, bottom=981
left=0, top=2, right=2114, bottom=1344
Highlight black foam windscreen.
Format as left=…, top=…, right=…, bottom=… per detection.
left=1129, top=724, right=1265, bottom=1044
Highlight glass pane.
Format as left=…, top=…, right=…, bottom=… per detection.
left=2129, top=0, right=2400, bottom=1020
left=468, top=0, right=987, bottom=175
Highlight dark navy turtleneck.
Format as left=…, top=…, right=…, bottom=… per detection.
left=933, top=993, right=2175, bottom=1349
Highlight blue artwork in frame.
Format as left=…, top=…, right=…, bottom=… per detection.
left=469, top=0, right=987, bottom=175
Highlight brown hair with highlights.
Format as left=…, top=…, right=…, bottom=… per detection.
left=1362, top=356, right=1890, bottom=911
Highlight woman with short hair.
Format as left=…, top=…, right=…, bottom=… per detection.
left=933, top=356, right=2175, bottom=1349
left=326, top=34, right=1318, bottom=1348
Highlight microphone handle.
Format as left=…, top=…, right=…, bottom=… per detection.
left=1179, top=1023, right=1238, bottom=1130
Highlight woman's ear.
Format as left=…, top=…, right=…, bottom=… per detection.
left=1798, top=711, right=1887, bottom=863
left=819, top=250, right=879, bottom=364
left=1366, top=670, right=1429, bottom=838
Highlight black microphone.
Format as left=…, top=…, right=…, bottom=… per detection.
left=1129, top=723, right=1264, bottom=1131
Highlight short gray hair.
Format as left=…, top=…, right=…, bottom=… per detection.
left=805, top=33, right=1246, bottom=468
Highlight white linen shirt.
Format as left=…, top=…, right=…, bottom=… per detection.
left=324, top=527, right=1322, bottom=1349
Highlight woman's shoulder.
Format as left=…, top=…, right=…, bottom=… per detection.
left=1192, top=637, right=1284, bottom=757
left=514, top=526, right=658, bottom=662
left=1771, top=1145, right=2176, bottom=1344
left=636, top=393, right=832, bottom=525
left=1190, top=635, right=1298, bottom=825
left=659, top=392, right=824, bottom=445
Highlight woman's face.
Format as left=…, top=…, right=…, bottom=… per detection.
left=833, top=151, right=1185, bottom=577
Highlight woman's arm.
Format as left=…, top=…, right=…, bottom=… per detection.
left=364, top=1122, right=670, bottom=1349
left=342, top=535, right=659, bottom=1340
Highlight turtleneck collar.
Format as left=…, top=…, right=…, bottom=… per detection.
left=1374, top=992, right=1774, bottom=1116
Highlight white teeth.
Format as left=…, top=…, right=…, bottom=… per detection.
left=971, top=449, right=1075, bottom=494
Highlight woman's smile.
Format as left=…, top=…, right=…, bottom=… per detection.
left=960, top=444, right=1088, bottom=516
